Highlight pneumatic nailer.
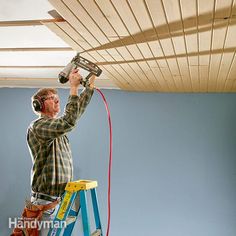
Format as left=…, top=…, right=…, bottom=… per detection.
left=58, top=53, right=102, bottom=86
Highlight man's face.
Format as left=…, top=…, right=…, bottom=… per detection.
left=43, top=92, right=60, bottom=117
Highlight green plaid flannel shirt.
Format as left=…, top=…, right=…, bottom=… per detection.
left=27, top=87, right=94, bottom=197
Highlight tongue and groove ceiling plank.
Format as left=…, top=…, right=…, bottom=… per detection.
left=43, top=0, right=236, bottom=92
left=1, top=0, right=236, bottom=92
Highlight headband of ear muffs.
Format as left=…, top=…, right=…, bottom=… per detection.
left=32, top=96, right=45, bottom=112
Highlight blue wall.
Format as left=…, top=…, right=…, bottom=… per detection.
left=0, top=88, right=236, bottom=236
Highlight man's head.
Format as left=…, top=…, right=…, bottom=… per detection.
left=32, top=88, right=60, bottom=118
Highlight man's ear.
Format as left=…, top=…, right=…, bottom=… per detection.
left=32, top=96, right=44, bottom=112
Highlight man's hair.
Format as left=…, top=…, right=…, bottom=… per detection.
left=31, top=88, right=58, bottom=114
left=32, top=88, right=57, bottom=100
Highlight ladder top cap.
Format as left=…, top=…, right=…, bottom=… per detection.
left=65, top=179, right=98, bottom=191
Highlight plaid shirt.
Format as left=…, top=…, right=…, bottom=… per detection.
left=27, top=88, right=94, bottom=197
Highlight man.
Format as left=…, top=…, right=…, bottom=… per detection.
left=27, top=69, right=96, bottom=235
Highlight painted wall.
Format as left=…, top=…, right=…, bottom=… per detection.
left=0, top=88, right=235, bottom=236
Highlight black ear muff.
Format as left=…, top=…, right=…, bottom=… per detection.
left=32, top=96, right=44, bottom=112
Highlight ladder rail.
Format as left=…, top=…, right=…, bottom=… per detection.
left=80, top=190, right=91, bottom=236
left=91, top=188, right=102, bottom=230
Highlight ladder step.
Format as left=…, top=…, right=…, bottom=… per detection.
left=91, top=229, right=102, bottom=236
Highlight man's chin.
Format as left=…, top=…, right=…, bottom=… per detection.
left=53, top=109, right=60, bottom=117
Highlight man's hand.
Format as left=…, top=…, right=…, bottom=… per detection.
left=89, top=75, right=97, bottom=89
left=69, top=69, right=81, bottom=95
left=69, top=69, right=81, bottom=87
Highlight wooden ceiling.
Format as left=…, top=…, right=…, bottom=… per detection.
left=1, top=0, right=236, bottom=92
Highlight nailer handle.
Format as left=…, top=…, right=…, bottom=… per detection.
left=79, top=72, right=93, bottom=87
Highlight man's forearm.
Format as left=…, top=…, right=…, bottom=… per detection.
left=70, top=86, right=79, bottom=96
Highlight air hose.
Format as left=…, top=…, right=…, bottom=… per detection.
left=96, top=88, right=112, bottom=236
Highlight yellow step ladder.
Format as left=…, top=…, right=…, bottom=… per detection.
left=48, top=180, right=103, bottom=236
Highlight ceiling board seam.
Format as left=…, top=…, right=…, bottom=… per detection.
left=215, top=0, right=234, bottom=91
left=196, top=0, right=200, bottom=92
left=49, top=0, right=105, bottom=52
left=111, top=64, right=142, bottom=90
left=99, top=65, right=130, bottom=89
left=160, top=0, right=186, bottom=92
left=125, top=0, right=162, bottom=91
left=144, top=0, right=179, bottom=91
left=223, top=1, right=236, bottom=92
left=44, top=21, right=83, bottom=51
left=108, top=0, right=155, bottom=90
left=119, top=63, right=146, bottom=90
left=128, top=62, right=156, bottom=91
left=198, top=1, right=214, bottom=92
left=50, top=0, right=101, bottom=47
left=111, top=64, right=141, bottom=90
left=178, top=0, right=193, bottom=91
left=54, top=21, right=85, bottom=50
left=99, top=64, right=132, bottom=89
left=191, top=0, right=200, bottom=92
left=54, top=22, right=91, bottom=51
left=223, top=13, right=236, bottom=91
left=142, top=0, right=169, bottom=91
left=95, top=0, right=155, bottom=90
left=78, top=0, right=146, bottom=90
left=109, top=0, right=157, bottom=91
left=145, top=0, right=181, bottom=91
left=63, top=0, right=111, bottom=50
left=207, top=0, right=217, bottom=92
left=225, top=54, right=236, bottom=91
left=103, top=64, right=136, bottom=90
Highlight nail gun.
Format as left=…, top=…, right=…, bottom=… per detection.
left=58, top=53, right=102, bottom=86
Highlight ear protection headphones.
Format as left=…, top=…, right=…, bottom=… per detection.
left=32, top=96, right=45, bottom=112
